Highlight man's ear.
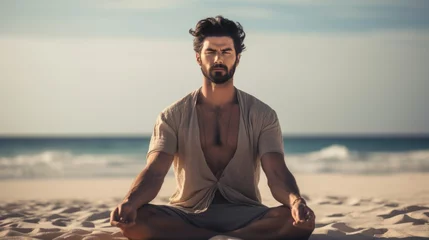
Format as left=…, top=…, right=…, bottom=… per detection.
left=236, top=54, right=241, bottom=65
left=196, top=53, right=202, bottom=66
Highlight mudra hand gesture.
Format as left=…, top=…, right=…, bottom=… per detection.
left=291, top=198, right=315, bottom=230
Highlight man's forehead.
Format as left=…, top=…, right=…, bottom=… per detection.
left=202, top=37, right=234, bottom=49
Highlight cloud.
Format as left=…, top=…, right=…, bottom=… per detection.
left=230, top=0, right=424, bottom=7
left=95, top=0, right=188, bottom=9
left=0, top=0, right=427, bottom=37
left=202, top=6, right=276, bottom=20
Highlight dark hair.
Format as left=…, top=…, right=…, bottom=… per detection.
left=189, top=16, right=246, bottom=55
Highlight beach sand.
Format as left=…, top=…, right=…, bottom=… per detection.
left=1, top=173, right=429, bottom=239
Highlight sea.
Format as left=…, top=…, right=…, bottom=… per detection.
left=0, top=136, right=428, bottom=179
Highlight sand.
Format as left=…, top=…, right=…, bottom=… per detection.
left=1, top=173, right=429, bottom=240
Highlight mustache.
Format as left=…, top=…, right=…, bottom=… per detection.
left=210, top=64, right=228, bottom=70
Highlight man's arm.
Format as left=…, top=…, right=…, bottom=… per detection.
left=123, top=151, right=174, bottom=209
left=261, top=152, right=302, bottom=208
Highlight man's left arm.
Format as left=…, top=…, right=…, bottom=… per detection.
left=257, top=109, right=302, bottom=207
left=257, top=109, right=315, bottom=228
left=261, top=152, right=315, bottom=228
left=261, top=152, right=302, bottom=208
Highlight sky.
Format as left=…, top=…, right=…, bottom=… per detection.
left=0, top=0, right=428, bottom=136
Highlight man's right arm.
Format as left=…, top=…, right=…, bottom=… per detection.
left=122, top=151, right=174, bottom=209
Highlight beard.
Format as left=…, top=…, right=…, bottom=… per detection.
left=201, top=60, right=238, bottom=85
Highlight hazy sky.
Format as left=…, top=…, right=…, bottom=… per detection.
left=1, top=0, right=428, bottom=135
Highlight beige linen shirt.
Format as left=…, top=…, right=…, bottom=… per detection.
left=147, top=88, right=284, bottom=213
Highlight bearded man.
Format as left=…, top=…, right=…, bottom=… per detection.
left=110, top=16, right=316, bottom=240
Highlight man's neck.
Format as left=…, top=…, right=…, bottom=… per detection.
left=199, top=79, right=237, bottom=107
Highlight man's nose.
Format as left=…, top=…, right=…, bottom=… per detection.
left=214, top=53, right=224, bottom=64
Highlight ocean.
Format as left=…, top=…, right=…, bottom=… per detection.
left=0, top=136, right=428, bottom=179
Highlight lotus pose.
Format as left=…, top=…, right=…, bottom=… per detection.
left=110, top=16, right=316, bottom=240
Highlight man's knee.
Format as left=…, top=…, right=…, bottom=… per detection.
left=136, top=204, right=160, bottom=221
left=121, top=223, right=153, bottom=240
left=269, top=206, right=314, bottom=239
left=281, top=221, right=314, bottom=239
left=279, top=223, right=314, bottom=240
left=121, top=205, right=160, bottom=240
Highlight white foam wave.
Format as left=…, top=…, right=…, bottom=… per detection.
left=286, top=145, right=429, bottom=174
left=0, top=146, right=428, bottom=178
left=307, top=144, right=351, bottom=161
left=0, top=151, right=146, bottom=179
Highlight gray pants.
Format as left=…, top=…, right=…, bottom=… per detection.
left=149, top=192, right=270, bottom=233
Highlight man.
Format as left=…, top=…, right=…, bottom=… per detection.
left=110, top=16, right=315, bottom=240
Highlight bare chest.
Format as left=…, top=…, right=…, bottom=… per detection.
left=197, top=104, right=240, bottom=178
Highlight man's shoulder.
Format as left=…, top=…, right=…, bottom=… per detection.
left=238, top=88, right=276, bottom=114
left=160, top=88, right=198, bottom=116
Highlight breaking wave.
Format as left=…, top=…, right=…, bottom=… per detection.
left=285, top=145, right=429, bottom=174
left=0, top=151, right=145, bottom=179
left=0, top=145, right=428, bottom=178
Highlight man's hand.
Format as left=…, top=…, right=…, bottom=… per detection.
left=110, top=201, right=138, bottom=229
left=110, top=151, right=173, bottom=230
left=291, top=199, right=315, bottom=230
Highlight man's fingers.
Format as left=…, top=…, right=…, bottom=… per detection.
left=294, top=220, right=314, bottom=230
left=117, top=207, right=130, bottom=224
left=110, top=208, right=119, bottom=226
left=299, top=207, right=307, bottom=220
left=293, top=211, right=315, bottom=229
left=111, top=218, right=135, bottom=229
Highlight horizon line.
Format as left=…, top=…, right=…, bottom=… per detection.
left=1, top=133, right=429, bottom=139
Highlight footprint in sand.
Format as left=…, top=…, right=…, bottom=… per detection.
left=10, top=227, right=34, bottom=234
left=52, top=218, right=71, bottom=227
left=315, top=196, right=345, bottom=205
left=384, top=202, right=400, bottom=207
left=326, top=213, right=345, bottom=217
left=350, top=227, right=388, bottom=236
left=46, top=214, right=68, bottom=221
left=81, top=221, right=95, bottom=228
left=0, top=213, right=25, bottom=220
left=331, top=222, right=363, bottom=233
left=31, top=228, right=62, bottom=233
left=60, top=207, right=82, bottom=214
left=84, top=211, right=111, bottom=221
left=346, top=198, right=362, bottom=206
left=0, top=229, right=26, bottom=237
left=383, top=214, right=428, bottom=225
left=96, top=204, right=109, bottom=208
left=325, top=196, right=341, bottom=200
left=2, top=223, right=19, bottom=228
left=318, top=200, right=343, bottom=205
left=377, top=205, right=429, bottom=219
left=23, top=218, right=40, bottom=223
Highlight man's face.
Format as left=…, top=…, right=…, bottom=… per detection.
left=197, top=36, right=239, bottom=84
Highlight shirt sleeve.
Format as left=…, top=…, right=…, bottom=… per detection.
left=258, top=110, right=284, bottom=157
left=147, top=111, right=178, bottom=157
